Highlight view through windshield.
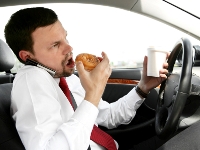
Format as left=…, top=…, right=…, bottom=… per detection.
left=0, top=3, right=199, bottom=73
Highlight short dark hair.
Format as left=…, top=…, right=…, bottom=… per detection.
left=4, top=7, right=58, bottom=63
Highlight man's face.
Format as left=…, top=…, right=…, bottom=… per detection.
left=31, top=20, right=75, bottom=78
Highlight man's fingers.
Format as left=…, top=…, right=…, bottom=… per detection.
left=143, top=56, right=147, bottom=73
left=101, top=52, right=109, bottom=62
left=75, top=61, right=85, bottom=75
left=96, top=52, right=110, bottom=69
left=163, top=62, right=169, bottom=69
left=159, top=68, right=168, bottom=76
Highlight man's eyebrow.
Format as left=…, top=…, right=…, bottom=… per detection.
left=49, top=31, right=68, bottom=46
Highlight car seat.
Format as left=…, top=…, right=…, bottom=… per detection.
left=0, top=83, right=25, bottom=149
left=0, top=39, right=15, bottom=84
left=0, top=39, right=25, bottom=149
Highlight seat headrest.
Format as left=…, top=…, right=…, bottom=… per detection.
left=0, top=39, right=15, bottom=72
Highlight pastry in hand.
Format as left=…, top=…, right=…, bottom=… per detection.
left=75, top=53, right=100, bottom=71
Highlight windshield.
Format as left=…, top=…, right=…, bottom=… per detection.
left=0, top=3, right=200, bottom=73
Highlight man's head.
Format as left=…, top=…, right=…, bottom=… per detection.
left=5, top=7, right=58, bottom=63
left=4, top=7, right=75, bottom=77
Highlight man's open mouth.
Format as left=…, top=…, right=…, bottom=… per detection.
left=66, top=57, right=75, bottom=67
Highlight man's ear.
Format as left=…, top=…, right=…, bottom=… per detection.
left=19, top=50, right=32, bottom=62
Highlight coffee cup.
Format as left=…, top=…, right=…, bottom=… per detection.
left=147, top=46, right=168, bottom=77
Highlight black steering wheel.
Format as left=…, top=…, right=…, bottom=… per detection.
left=155, top=38, right=193, bottom=139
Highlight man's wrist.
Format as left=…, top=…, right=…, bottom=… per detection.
left=135, top=85, right=149, bottom=98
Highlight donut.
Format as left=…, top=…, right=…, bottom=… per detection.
left=75, top=53, right=100, bottom=71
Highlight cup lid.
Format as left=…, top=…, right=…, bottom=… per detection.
left=147, top=46, right=168, bottom=53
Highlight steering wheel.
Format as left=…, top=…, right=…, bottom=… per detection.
left=155, top=38, right=193, bottom=139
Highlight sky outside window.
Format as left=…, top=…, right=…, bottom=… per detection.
left=0, top=3, right=199, bottom=69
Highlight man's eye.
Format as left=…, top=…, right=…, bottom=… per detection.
left=53, top=43, right=59, bottom=47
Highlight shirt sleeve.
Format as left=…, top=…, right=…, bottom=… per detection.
left=96, top=87, right=144, bottom=129
left=66, top=74, right=144, bottom=130
left=11, top=67, right=99, bottom=150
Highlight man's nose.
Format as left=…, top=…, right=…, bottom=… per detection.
left=63, top=43, right=73, bottom=55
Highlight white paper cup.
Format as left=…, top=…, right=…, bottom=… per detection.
left=147, top=46, right=168, bottom=77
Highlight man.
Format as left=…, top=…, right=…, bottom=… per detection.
left=4, top=7, right=168, bottom=150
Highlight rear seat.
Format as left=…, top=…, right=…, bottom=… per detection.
left=0, top=39, right=15, bottom=84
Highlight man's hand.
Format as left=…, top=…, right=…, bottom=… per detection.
left=138, top=52, right=170, bottom=94
left=75, top=52, right=111, bottom=107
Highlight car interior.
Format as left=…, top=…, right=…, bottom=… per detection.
left=0, top=38, right=159, bottom=149
left=0, top=40, right=25, bottom=149
left=0, top=0, right=200, bottom=150
left=1, top=37, right=200, bottom=149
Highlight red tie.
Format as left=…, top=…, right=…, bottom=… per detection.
left=91, top=125, right=117, bottom=150
left=59, top=77, right=74, bottom=110
left=59, top=77, right=117, bottom=150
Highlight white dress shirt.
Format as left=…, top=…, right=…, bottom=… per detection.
left=11, top=65, right=144, bottom=150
